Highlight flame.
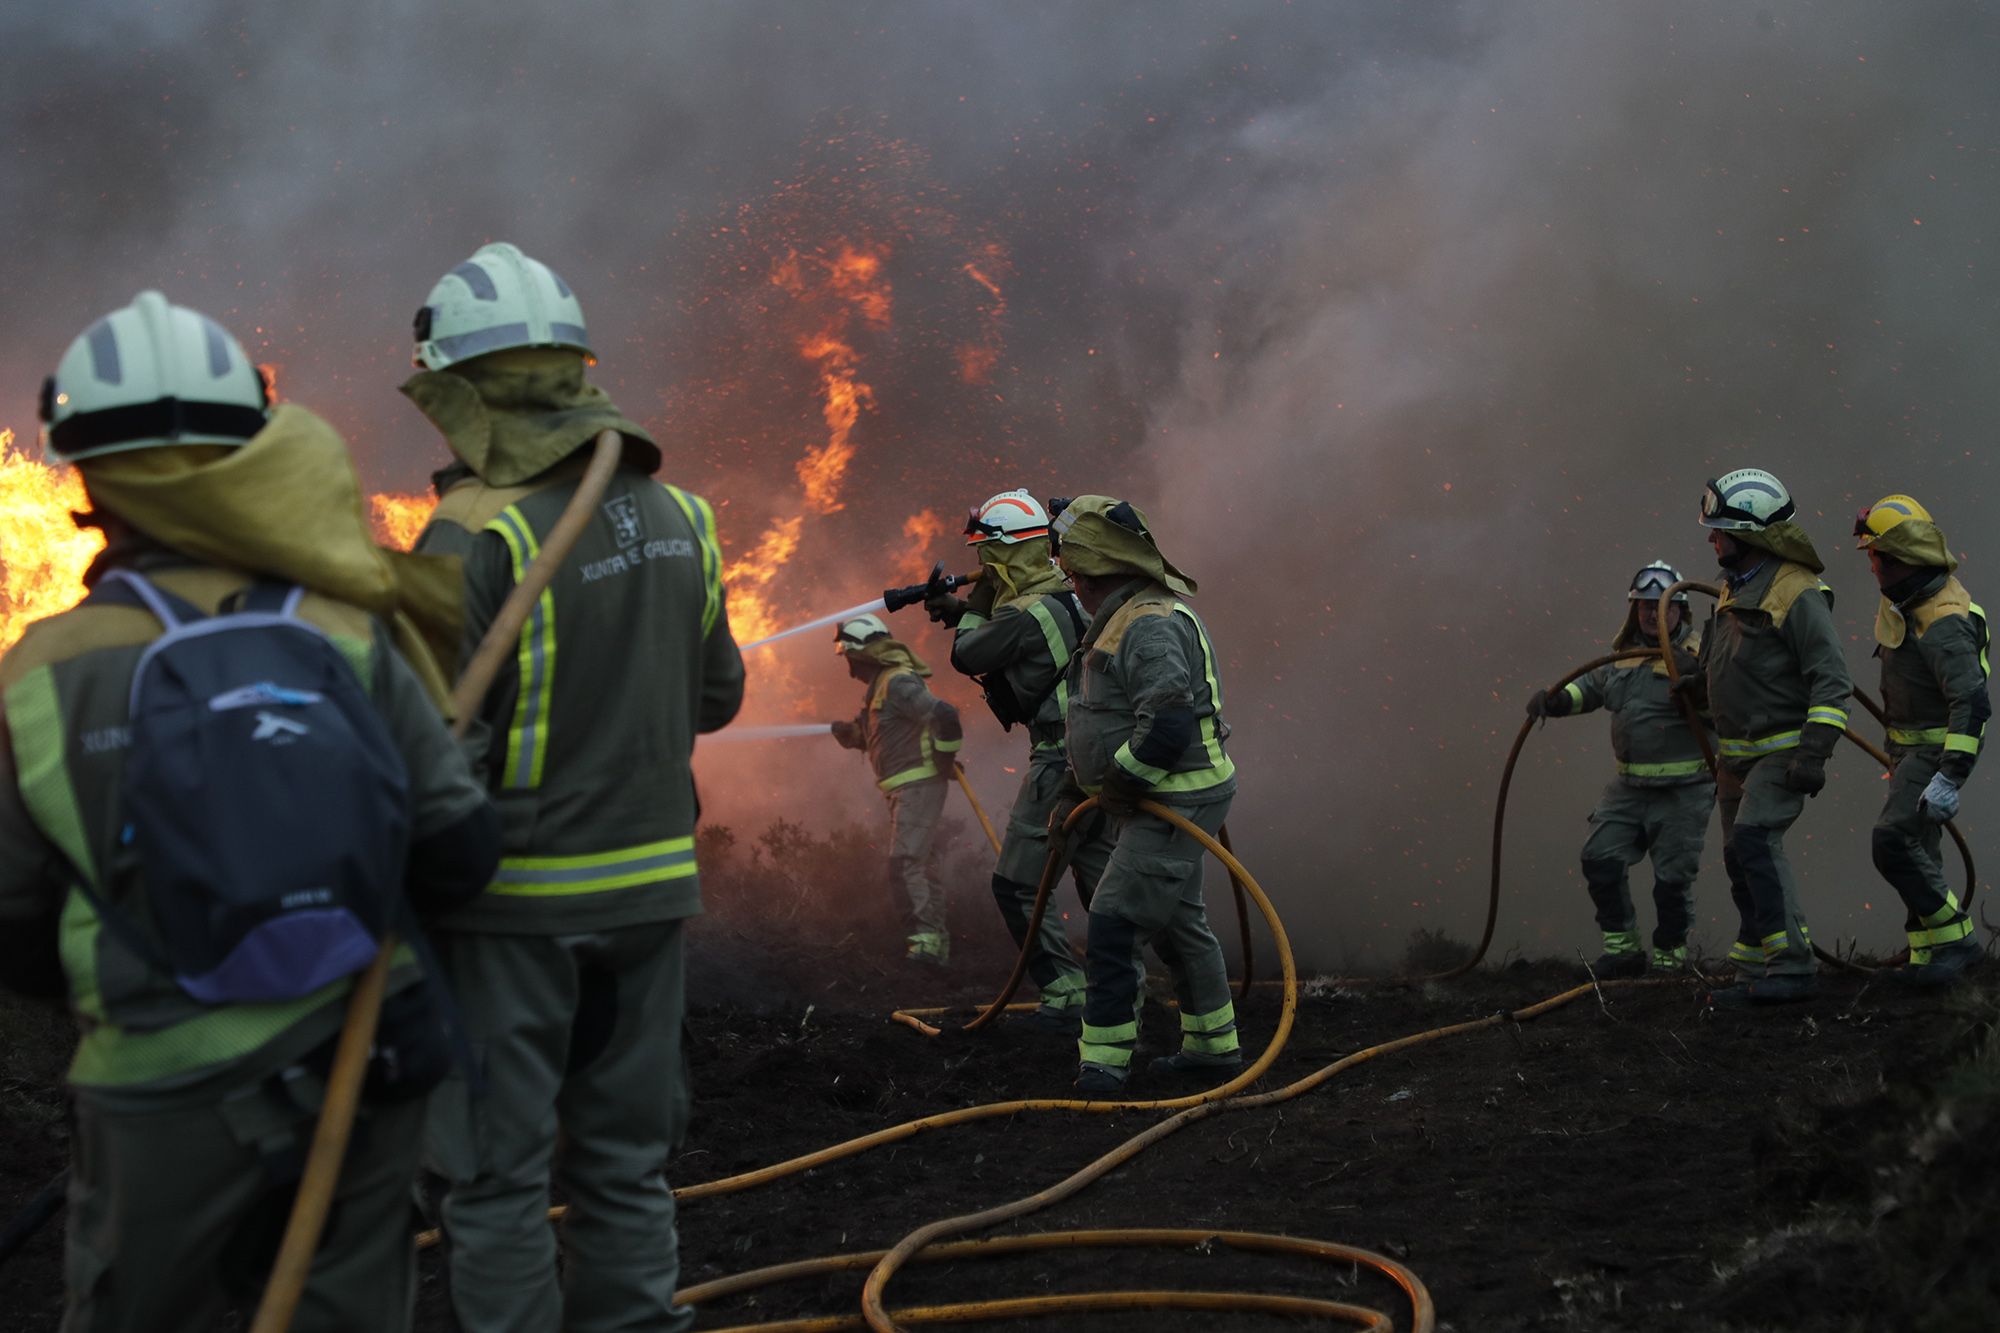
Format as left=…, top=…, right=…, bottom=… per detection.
left=894, top=510, right=946, bottom=582
left=370, top=492, right=436, bottom=552
left=771, top=243, right=892, bottom=516
left=721, top=514, right=804, bottom=646
left=0, top=429, right=105, bottom=657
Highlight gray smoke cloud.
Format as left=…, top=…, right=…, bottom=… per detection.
left=3, top=2, right=1997, bottom=968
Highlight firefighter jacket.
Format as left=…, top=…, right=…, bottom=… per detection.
left=1873, top=572, right=1991, bottom=779
left=1562, top=624, right=1715, bottom=787
left=949, top=590, right=1086, bottom=751
left=416, top=462, right=745, bottom=933
left=839, top=668, right=963, bottom=790
left=0, top=548, right=493, bottom=1102
left=1063, top=579, right=1234, bottom=804
left=1702, top=559, right=1852, bottom=764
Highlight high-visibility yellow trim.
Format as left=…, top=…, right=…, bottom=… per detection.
left=1078, top=1045, right=1133, bottom=1068
left=1910, top=916, right=1975, bottom=949
left=1601, top=931, right=1641, bottom=956
left=485, top=506, right=556, bottom=790
left=1616, top=758, right=1708, bottom=778
left=1025, top=596, right=1073, bottom=723
left=1113, top=740, right=1170, bottom=785
left=1563, top=681, right=1586, bottom=709
left=1889, top=726, right=1949, bottom=747
left=1806, top=706, right=1849, bottom=730
left=490, top=836, right=698, bottom=896
left=1179, top=1003, right=1238, bottom=1034
left=957, top=611, right=989, bottom=631
left=1184, top=1031, right=1242, bottom=1055
left=1082, top=1020, right=1138, bottom=1043
left=932, top=736, right=963, bottom=753
left=1761, top=930, right=1794, bottom=957
left=663, top=484, right=725, bottom=640
left=1919, top=892, right=1963, bottom=928
left=1151, top=603, right=1237, bottom=793
left=1727, top=941, right=1762, bottom=963
left=1719, top=730, right=1801, bottom=759
left=1973, top=602, right=1990, bottom=677
left=1946, top=733, right=1982, bottom=755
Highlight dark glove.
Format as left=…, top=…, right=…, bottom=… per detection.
left=1670, top=649, right=1700, bottom=680
left=925, top=590, right=969, bottom=626
left=1525, top=688, right=1571, bottom=721
left=1783, top=722, right=1842, bottom=796
left=1098, top=767, right=1150, bottom=819
left=934, top=748, right=959, bottom=782
left=830, top=719, right=861, bottom=749
left=1048, top=779, right=1087, bottom=837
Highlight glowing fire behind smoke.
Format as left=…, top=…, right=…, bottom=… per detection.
left=370, top=492, right=436, bottom=552
left=0, top=429, right=104, bottom=655
left=774, top=243, right=890, bottom=515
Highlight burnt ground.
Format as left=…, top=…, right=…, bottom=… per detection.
left=6, top=827, right=2000, bottom=1331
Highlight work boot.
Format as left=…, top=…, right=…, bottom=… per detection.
left=905, top=931, right=949, bottom=967
left=1889, top=937, right=1982, bottom=990
left=1708, top=973, right=1817, bottom=1009
left=1589, top=951, right=1648, bottom=980
left=1651, top=944, right=1690, bottom=975
left=1073, top=1063, right=1128, bottom=1095
left=1148, top=1049, right=1244, bottom=1082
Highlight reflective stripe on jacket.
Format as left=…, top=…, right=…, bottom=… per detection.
left=1704, top=559, right=1852, bottom=762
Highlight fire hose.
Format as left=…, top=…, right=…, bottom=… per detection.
left=249, top=429, right=626, bottom=1333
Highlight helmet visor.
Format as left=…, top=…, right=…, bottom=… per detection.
left=1699, top=477, right=1794, bottom=530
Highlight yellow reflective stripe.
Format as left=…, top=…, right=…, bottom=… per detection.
left=1616, top=758, right=1708, bottom=778
left=1719, top=730, right=1800, bottom=758
left=1179, top=1003, right=1238, bottom=1034
left=1727, top=941, right=1762, bottom=963
left=490, top=836, right=698, bottom=896
left=878, top=762, right=939, bottom=791
left=1761, top=931, right=1793, bottom=956
left=1564, top=681, right=1585, bottom=708
left=1152, top=603, right=1237, bottom=793
left=1919, top=892, right=1963, bottom=928
left=957, top=611, right=989, bottom=630
left=1184, top=1031, right=1241, bottom=1054
left=1601, top=931, right=1641, bottom=955
left=1806, top=706, right=1849, bottom=730
left=1973, top=602, right=1990, bottom=678
left=4, top=668, right=97, bottom=886
left=1082, top=1021, right=1138, bottom=1043
left=1025, top=597, right=1073, bottom=721
left=932, top=737, right=963, bottom=753
left=1078, top=1044, right=1132, bottom=1067
left=664, top=485, right=724, bottom=639
left=1910, top=916, right=1974, bottom=948
left=1113, top=740, right=1169, bottom=785
left=1889, top=726, right=1949, bottom=746
left=485, top=506, right=556, bottom=790
left=1946, top=733, right=1982, bottom=755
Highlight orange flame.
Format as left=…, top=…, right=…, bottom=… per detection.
left=721, top=514, right=804, bottom=646
left=0, top=429, right=105, bottom=657
left=370, top=492, right=436, bottom=552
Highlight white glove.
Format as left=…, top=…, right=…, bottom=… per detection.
left=1921, top=771, right=1961, bottom=824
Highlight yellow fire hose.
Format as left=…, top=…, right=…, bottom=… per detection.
left=952, top=769, right=1002, bottom=856
left=250, top=430, right=626, bottom=1333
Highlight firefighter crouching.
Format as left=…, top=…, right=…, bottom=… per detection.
left=1526, top=562, right=1717, bottom=977
left=1051, top=496, right=1241, bottom=1093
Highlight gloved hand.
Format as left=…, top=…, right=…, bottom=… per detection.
left=1524, top=688, right=1571, bottom=721
left=1670, top=648, right=1701, bottom=680
left=1047, top=779, right=1087, bottom=837
left=925, top=590, right=969, bottom=626
left=1782, top=721, right=1842, bottom=797
left=830, top=719, right=861, bottom=749
left=1097, top=767, right=1150, bottom=819
left=1921, top=770, right=1962, bottom=823
left=934, top=749, right=959, bottom=782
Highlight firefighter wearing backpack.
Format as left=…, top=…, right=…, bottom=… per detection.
left=1686, top=469, right=1853, bottom=1007
left=1051, top=497, right=1240, bottom=1094
left=1853, top=496, right=1991, bottom=988
left=404, top=243, right=745, bottom=1333
left=923, top=490, right=1098, bottom=1029
left=1524, top=562, right=1718, bottom=977
left=0, top=291, right=501, bottom=1333
left=830, top=615, right=965, bottom=964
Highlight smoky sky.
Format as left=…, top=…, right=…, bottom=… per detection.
left=3, top=2, right=1998, bottom=968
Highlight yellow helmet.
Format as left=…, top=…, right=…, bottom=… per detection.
left=1853, top=494, right=1933, bottom=549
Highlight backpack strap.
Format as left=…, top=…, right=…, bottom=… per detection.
left=90, top=570, right=208, bottom=630
left=232, top=582, right=308, bottom=619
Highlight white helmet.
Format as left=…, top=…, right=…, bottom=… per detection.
left=39, top=291, right=269, bottom=463
left=1628, top=560, right=1689, bottom=605
left=413, top=242, right=593, bottom=370
left=1699, top=469, right=1795, bottom=531
left=964, top=489, right=1051, bottom=546
left=834, top=613, right=891, bottom=654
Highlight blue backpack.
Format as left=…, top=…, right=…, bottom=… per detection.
left=89, top=570, right=411, bottom=1006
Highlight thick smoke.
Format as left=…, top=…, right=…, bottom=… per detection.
left=3, top=2, right=1997, bottom=967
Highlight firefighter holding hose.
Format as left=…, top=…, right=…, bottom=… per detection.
left=406, top=243, right=745, bottom=1333
left=1051, top=497, right=1240, bottom=1093
left=923, top=490, right=1100, bottom=1030
left=0, top=293, right=500, bottom=1330
left=1525, top=562, right=1717, bottom=977
left=831, top=615, right=965, bottom=965
left=1687, top=468, right=1852, bottom=1007
left=1853, top=495, right=1990, bottom=987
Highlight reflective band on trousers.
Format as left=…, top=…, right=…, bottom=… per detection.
left=1719, top=730, right=1800, bottom=759
left=1910, top=916, right=1975, bottom=949
left=1616, top=758, right=1709, bottom=778
left=491, top=836, right=697, bottom=896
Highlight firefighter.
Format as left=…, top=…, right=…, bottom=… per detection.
left=1526, top=562, right=1717, bottom=976
left=1691, top=468, right=1852, bottom=1006
left=1050, top=496, right=1240, bottom=1093
left=830, top=614, right=965, bottom=965
left=0, top=292, right=500, bottom=1331
left=1854, top=495, right=1990, bottom=987
left=922, top=490, right=1098, bottom=1028
left=405, top=243, right=745, bottom=1333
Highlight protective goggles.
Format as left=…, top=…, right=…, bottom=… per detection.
left=1700, top=477, right=1793, bottom=529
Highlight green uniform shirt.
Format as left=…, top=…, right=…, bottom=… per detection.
left=1564, top=626, right=1715, bottom=787
left=416, top=465, right=745, bottom=933
left=0, top=558, right=490, bottom=1102
left=1064, top=580, right=1235, bottom=804
left=1875, top=573, right=1991, bottom=774
left=1703, top=559, right=1853, bottom=763
left=950, top=590, right=1086, bottom=749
